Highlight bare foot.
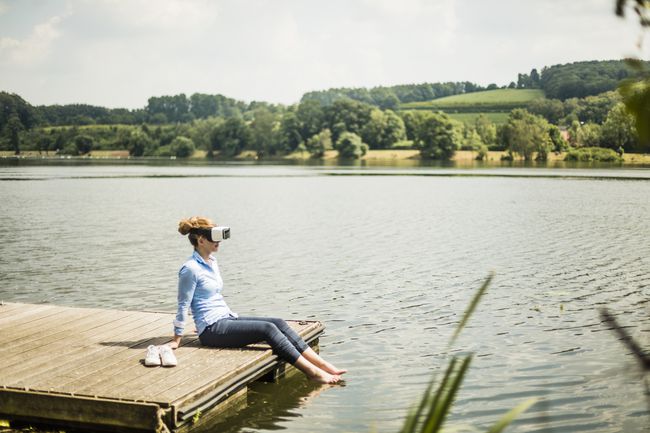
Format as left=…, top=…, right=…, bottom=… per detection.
left=309, top=370, right=342, bottom=384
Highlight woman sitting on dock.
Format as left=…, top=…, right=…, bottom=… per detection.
left=169, top=216, right=346, bottom=384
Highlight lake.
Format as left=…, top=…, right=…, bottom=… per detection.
left=0, top=161, right=648, bottom=433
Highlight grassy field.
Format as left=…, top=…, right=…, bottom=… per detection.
left=401, top=89, right=544, bottom=110
left=446, top=112, right=510, bottom=124
left=399, top=89, right=545, bottom=125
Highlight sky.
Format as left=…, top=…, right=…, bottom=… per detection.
left=0, top=0, right=646, bottom=109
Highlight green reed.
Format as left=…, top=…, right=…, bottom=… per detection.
left=399, top=273, right=537, bottom=433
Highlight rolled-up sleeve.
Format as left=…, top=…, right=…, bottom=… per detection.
left=174, top=265, right=197, bottom=336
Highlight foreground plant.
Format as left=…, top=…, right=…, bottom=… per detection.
left=399, top=273, right=537, bottom=433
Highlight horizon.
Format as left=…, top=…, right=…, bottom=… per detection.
left=0, top=0, right=645, bottom=109
left=2, top=57, right=633, bottom=110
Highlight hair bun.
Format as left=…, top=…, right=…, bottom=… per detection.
left=178, top=216, right=214, bottom=236
left=178, top=218, right=195, bottom=236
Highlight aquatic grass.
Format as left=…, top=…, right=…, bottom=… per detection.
left=399, top=272, right=537, bottom=433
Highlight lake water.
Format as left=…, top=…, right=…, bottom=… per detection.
left=0, top=162, right=648, bottom=433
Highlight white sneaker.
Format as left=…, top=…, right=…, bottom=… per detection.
left=159, top=345, right=177, bottom=367
left=144, top=345, right=161, bottom=366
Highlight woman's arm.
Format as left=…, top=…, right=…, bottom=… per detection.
left=172, top=265, right=197, bottom=346
left=169, top=334, right=182, bottom=349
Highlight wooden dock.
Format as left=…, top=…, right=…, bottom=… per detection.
left=0, top=302, right=324, bottom=432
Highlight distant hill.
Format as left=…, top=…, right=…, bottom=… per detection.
left=398, top=89, right=545, bottom=124
left=302, top=60, right=647, bottom=109
left=400, top=89, right=544, bottom=111
left=540, top=59, right=650, bottom=100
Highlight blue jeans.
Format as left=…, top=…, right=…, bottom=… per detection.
left=199, top=316, right=309, bottom=364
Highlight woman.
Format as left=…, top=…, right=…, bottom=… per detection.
left=169, top=216, right=346, bottom=384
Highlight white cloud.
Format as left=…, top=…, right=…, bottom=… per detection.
left=0, top=14, right=66, bottom=67
left=0, top=0, right=645, bottom=108
left=86, top=0, right=220, bottom=32
left=0, top=1, right=8, bottom=16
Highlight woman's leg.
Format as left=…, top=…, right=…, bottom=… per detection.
left=301, top=347, right=347, bottom=375
left=237, top=316, right=347, bottom=376
left=200, top=318, right=341, bottom=384
left=236, top=316, right=308, bottom=352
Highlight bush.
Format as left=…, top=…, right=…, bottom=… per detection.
left=475, top=144, right=488, bottom=161
left=305, top=129, right=332, bottom=158
left=334, top=132, right=368, bottom=159
left=73, top=134, right=94, bottom=155
left=564, top=147, right=623, bottom=162
left=169, top=136, right=195, bottom=158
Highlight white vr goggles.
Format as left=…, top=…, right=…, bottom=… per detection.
left=191, top=226, right=231, bottom=242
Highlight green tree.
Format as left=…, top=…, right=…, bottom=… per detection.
left=361, top=109, right=406, bottom=149
left=74, top=134, right=94, bottom=155
left=169, top=136, right=196, bottom=158
left=210, top=117, right=252, bottom=157
left=369, top=87, right=400, bottom=110
left=334, top=131, right=368, bottom=159
left=412, top=112, right=459, bottom=160
left=548, top=125, right=569, bottom=152
left=250, top=108, right=277, bottom=158
left=0, top=92, right=35, bottom=132
left=578, top=123, right=602, bottom=147
left=461, top=127, right=484, bottom=151
left=296, top=99, right=325, bottom=140
left=527, top=98, right=565, bottom=124
left=305, top=128, right=333, bottom=158
left=600, top=102, right=638, bottom=151
left=4, top=115, right=23, bottom=154
left=325, top=99, right=373, bottom=142
left=127, top=130, right=155, bottom=157
left=278, top=112, right=303, bottom=153
left=473, top=114, right=497, bottom=147
left=189, top=117, right=223, bottom=154
left=501, top=109, right=552, bottom=160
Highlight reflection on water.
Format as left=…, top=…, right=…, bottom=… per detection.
left=197, top=374, right=332, bottom=433
left=0, top=163, right=648, bottom=433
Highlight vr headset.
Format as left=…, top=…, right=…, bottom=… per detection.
left=190, top=226, right=231, bottom=242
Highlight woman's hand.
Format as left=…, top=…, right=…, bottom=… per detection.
left=169, top=335, right=182, bottom=349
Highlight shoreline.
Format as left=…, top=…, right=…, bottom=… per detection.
left=2, top=149, right=650, bottom=166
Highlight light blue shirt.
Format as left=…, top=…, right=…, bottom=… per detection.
left=174, top=250, right=238, bottom=336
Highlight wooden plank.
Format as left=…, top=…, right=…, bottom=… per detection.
left=19, top=312, right=170, bottom=388
left=0, top=305, right=84, bottom=345
left=0, top=302, right=27, bottom=316
left=73, top=336, right=205, bottom=402
left=3, top=311, right=151, bottom=387
left=43, top=318, right=178, bottom=396
left=129, top=347, right=262, bottom=402
left=54, top=336, right=188, bottom=398
left=0, top=304, right=60, bottom=327
left=43, top=321, right=175, bottom=394
left=0, top=308, right=125, bottom=367
left=0, top=304, right=110, bottom=348
left=2, top=307, right=140, bottom=350
left=0, top=388, right=165, bottom=432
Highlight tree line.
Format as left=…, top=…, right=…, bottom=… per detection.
left=1, top=87, right=644, bottom=161
left=4, top=59, right=643, bottom=130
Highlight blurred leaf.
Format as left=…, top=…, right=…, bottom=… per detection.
left=422, top=356, right=472, bottom=433
left=619, top=77, right=650, bottom=145
left=486, top=398, right=538, bottom=433
left=449, top=272, right=494, bottom=347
